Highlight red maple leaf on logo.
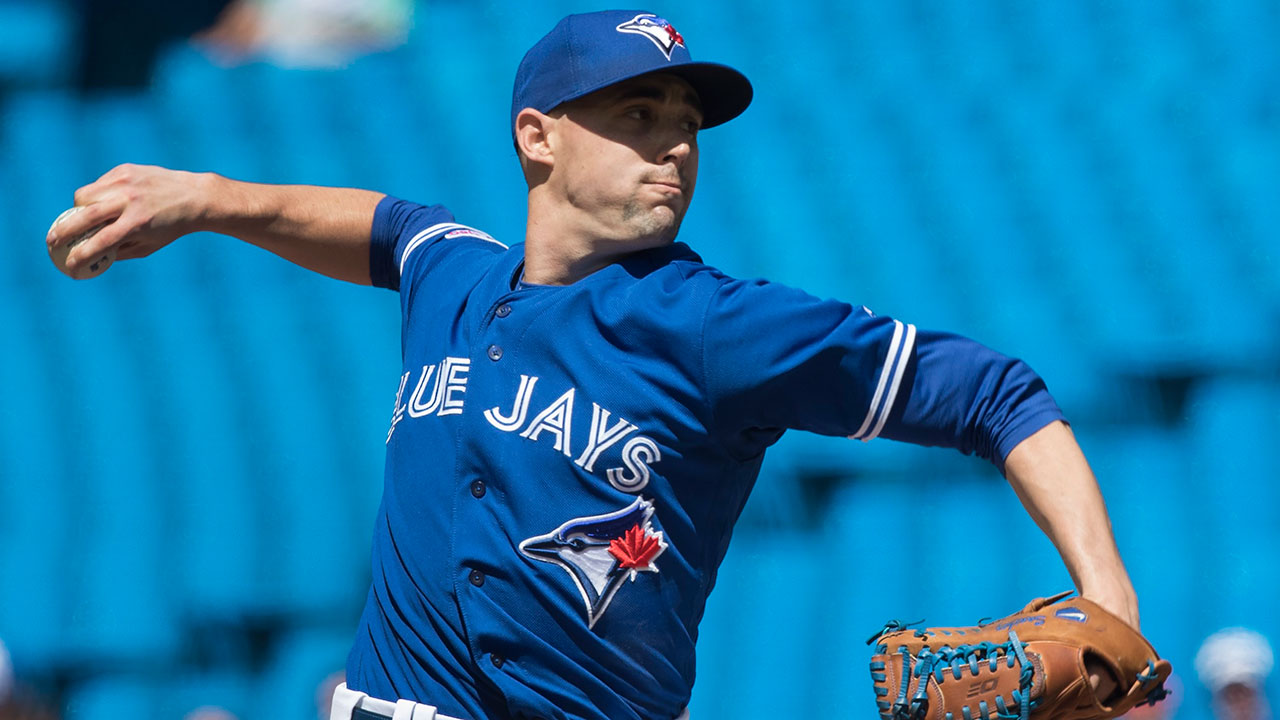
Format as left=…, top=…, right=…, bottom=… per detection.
left=609, top=524, right=664, bottom=571
left=664, top=24, right=685, bottom=47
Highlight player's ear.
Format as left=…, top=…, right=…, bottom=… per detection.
left=515, top=108, right=556, bottom=170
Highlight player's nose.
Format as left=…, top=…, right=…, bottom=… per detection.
left=660, top=138, right=692, bottom=169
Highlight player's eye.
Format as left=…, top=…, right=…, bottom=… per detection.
left=625, top=106, right=653, bottom=122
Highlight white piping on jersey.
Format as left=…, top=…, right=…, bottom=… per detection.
left=398, top=222, right=508, bottom=277
left=868, top=323, right=916, bottom=441
left=851, top=321, right=902, bottom=439
left=850, top=319, right=917, bottom=442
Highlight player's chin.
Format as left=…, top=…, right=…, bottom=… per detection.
left=621, top=192, right=687, bottom=237
left=649, top=193, right=690, bottom=223
left=619, top=210, right=679, bottom=248
left=645, top=204, right=685, bottom=236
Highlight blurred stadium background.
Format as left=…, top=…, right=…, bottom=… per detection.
left=1, top=1, right=1277, bottom=718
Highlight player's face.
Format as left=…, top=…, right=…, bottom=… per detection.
left=551, top=74, right=702, bottom=247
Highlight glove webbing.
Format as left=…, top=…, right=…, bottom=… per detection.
left=890, top=630, right=1038, bottom=720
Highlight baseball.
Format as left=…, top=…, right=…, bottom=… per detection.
left=48, top=206, right=115, bottom=280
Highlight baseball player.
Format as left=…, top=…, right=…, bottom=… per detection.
left=48, top=10, right=1142, bottom=720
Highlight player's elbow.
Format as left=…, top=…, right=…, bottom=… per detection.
left=976, top=358, right=1066, bottom=470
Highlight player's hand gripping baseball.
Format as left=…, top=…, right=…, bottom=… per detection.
left=48, top=163, right=212, bottom=274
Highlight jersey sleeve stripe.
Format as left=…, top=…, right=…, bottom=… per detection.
left=865, top=322, right=916, bottom=441
left=398, top=223, right=509, bottom=276
left=850, top=319, right=904, bottom=440
left=399, top=222, right=466, bottom=275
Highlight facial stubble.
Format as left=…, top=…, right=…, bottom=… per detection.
left=620, top=191, right=684, bottom=244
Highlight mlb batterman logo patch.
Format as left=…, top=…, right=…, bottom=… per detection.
left=616, top=13, right=686, bottom=60
left=519, top=497, right=668, bottom=629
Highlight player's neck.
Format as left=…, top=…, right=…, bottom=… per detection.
left=523, top=196, right=660, bottom=286
left=521, top=242, right=615, bottom=286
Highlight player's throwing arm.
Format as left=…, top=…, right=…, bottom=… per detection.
left=46, top=163, right=384, bottom=283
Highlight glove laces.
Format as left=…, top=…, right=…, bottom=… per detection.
left=890, top=629, right=1038, bottom=720
left=1135, top=659, right=1170, bottom=706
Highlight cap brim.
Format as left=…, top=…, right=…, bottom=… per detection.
left=544, top=61, right=753, bottom=131
left=651, top=62, right=753, bottom=129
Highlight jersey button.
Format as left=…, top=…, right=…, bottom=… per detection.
left=468, top=569, right=485, bottom=587
left=490, top=653, right=505, bottom=668
left=470, top=479, right=486, bottom=498
left=487, top=345, right=503, bottom=361
left=495, top=304, right=512, bottom=318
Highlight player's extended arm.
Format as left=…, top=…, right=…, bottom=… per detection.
left=880, top=334, right=1138, bottom=698
left=878, top=331, right=1139, bottom=628
left=48, top=164, right=384, bottom=284
left=1002, top=420, right=1139, bottom=629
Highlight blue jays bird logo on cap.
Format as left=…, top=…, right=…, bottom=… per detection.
left=519, top=497, right=668, bottom=629
left=616, top=13, right=686, bottom=60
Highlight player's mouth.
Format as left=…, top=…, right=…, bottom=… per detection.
left=644, top=180, right=683, bottom=194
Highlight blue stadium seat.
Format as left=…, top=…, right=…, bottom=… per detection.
left=153, top=45, right=265, bottom=178
left=0, top=1, right=72, bottom=87
left=253, top=628, right=353, bottom=720
left=1076, top=424, right=1215, bottom=681
left=163, top=671, right=254, bottom=720
left=0, top=279, right=75, bottom=664
left=64, top=675, right=161, bottom=720
left=1184, top=380, right=1280, bottom=627
left=690, top=533, right=825, bottom=718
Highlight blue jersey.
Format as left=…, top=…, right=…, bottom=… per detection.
left=346, top=197, right=1065, bottom=720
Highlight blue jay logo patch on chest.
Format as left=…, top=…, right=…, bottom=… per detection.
left=519, top=497, right=668, bottom=629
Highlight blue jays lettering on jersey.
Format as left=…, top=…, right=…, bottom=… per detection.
left=349, top=197, right=1065, bottom=720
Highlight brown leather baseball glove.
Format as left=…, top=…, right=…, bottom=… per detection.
left=867, top=592, right=1171, bottom=720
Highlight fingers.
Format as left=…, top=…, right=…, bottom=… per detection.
left=1086, top=656, right=1121, bottom=705
left=53, top=163, right=182, bottom=272
left=64, top=212, right=134, bottom=270
left=72, top=163, right=137, bottom=207
left=47, top=198, right=126, bottom=248
left=113, top=240, right=151, bottom=262
left=62, top=163, right=153, bottom=237
left=51, top=164, right=149, bottom=272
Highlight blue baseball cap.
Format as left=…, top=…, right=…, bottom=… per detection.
left=511, top=10, right=753, bottom=142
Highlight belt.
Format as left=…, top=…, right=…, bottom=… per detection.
left=332, top=681, right=692, bottom=720
left=353, top=710, right=411, bottom=720
left=331, top=682, right=467, bottom=720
